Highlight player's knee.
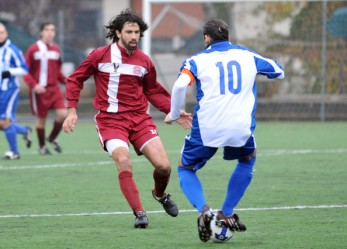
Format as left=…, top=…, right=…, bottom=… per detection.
left=0, top=119, right=10, bottom=129
left=114, top=155, right=132, bottom=172
left=154, top=159, right=171, bottom=175
left=239, top=149, right=257, bottom=162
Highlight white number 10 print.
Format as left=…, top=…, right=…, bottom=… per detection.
left=215, top=61, right=242, bottom=95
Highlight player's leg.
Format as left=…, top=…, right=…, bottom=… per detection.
left=131, top=115, right=178, bottom=217
left=216, top=158, right=254, bottom=232
left=218, top=136, right=256, bottom=232
left=178, top=137, right=217, bottom=212
left=141, top=137, right=171, bottom=195
left=107, top=139, right=147, bottom=228
left=47, top=108, right=67, bottom=153
left=36, top=116, right=51, bottom=154
left=0, top=118, right=20, bottom=159
left=140, top=137, right=178, bottom=217
left=47, top=91, right=67, bottom=153
left=178, top=138, right=218, bottom=242
left=12, top=124, right=32, bottom=148
left=96, top=112, right=147, bottom=228
left=31, top=91, right=51, bottom=154
left=110, top=144, right=142, bottom=212
left=0, top=90, right=20, bottom=159
left=221, top=156, right=255, bottom=216
left=9, top=89, right=32, bottom=148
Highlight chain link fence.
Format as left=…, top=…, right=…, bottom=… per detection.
left=147, top=1, right=347, bottom=120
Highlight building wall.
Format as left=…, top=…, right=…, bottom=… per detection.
left=102, top=0, right=129, bottom=27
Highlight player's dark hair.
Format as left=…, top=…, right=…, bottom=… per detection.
left=40, top=22, right=55, bottom=31
left=105, top=9, right=149, bottom=43
left=203, top=18, right=229, bottom=42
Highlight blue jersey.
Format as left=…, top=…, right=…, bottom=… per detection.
left=179, top=41, right=284, bottom=147
left=0, top=39, right=28, bottom=91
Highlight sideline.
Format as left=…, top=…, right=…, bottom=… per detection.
left=1, top=204, right=346, bottom=219
left=1, top=148, right=347, bottom=171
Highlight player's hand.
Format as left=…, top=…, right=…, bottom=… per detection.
left=164, top=113, right=173, bottom=125
left=177, top=110, right=192, bottom=129
left=33, top=84, right=46, bottom=94
left=63, top=108, right=78, bottom=133
left=164, top=111, right=192, bottom=129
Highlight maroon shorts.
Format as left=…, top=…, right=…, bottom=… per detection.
left=95, top=111, right=159, bottom=155
left=30, top=86, right=66, bottom=118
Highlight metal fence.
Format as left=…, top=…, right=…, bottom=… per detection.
left=145, top=0, right=347, bottom=120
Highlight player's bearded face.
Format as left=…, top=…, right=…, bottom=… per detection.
left=118, top=22, right=140, bottom=51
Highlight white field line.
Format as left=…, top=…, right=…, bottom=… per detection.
left=0, top=148, right=346, bottom=171
left=0, top=204, right=346, bottom=219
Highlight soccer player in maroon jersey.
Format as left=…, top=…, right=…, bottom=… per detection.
left=62, top=9, right=192, bottom=228
left=24, top=22, right=67, bottom=155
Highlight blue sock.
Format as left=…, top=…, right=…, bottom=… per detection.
left=12, top=123, right=28, bottom=135
left=3, top=124, right=19, bottom=154
left=178, top=166, right=207, bottom=213
left=222, top=157, right=255, bottom=216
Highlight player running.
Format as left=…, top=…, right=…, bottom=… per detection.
left=24, top=22, right=67, bottom=155
left=62, top=9, right=191, bottom=228
left=0, top=22, right=31, bottom=160
left=165, top=18, right=285, bottom=241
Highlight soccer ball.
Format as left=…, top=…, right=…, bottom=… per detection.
left=210, top=215, right=234, bottom=243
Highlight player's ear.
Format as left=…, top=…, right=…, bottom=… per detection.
left=204, top=35, right=212, bottom=46
left=116, top=30, right=121, bottom=39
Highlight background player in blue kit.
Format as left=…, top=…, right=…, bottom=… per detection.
left=0, top=22, right=31, bottom=160
left=165, top=18, right=285, bottom=242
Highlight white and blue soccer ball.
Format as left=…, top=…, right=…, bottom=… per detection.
left=210, top=215, right=234, bottom=243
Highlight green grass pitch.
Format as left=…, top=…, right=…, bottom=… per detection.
left=0, top=121, right=346, bottom=249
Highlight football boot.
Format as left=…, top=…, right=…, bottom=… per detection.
left=134, top=211, right=149, bottom=228
left=152, top=190, right=178, bottom=217
left=215, top=210, right=246, bottom=232
left=197, top=205, right=214, bottom=242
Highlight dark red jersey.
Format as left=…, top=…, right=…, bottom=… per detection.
left=24, top=40, right=66, bottom=88
left=66, top=43, right=170, bottom=114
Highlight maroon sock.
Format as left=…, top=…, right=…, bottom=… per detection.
left=153, top=169, right=171, bottom=198
left=118, top=171, right=143, bottom=214
left=48, top=120, right=63, bottom=142
left=36, top=127, right=45, bottom=148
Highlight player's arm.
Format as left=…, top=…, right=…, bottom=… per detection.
left=254, top=54, right=285, bottom=79
left=66, top=49, right=98, bottom=109
left=57, top=50, right=67, bottom=84
left=142, top=64, right=171, bottom=114
left=7, top=48, right=28, bottom=77
left=63, top=49, right=98, bottom=133
left=58, top=71, right=66, bottom=84
left=23, top=46, right=38, bottom=88
left=164, top=70, right=194, bottom=129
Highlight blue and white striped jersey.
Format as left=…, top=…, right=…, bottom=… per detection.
left=0, top=39, right=28, bottom=91
left=171, top=41, right=284, bottom=147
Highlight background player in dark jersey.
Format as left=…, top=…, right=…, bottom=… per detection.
left=63, top=9, right=192, bottom=228
left=24, top=22, right=67, bottom=155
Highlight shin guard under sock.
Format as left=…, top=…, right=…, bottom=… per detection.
left=222, top=157, right=255, bottom=216
left=118, top=171, right=143, bottom=213
left=152, top=169, right=170, bottom=198
left=178, top=166, right=206, bottom=213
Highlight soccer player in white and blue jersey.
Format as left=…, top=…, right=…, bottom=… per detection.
left=165, top=19, right=284, bottom=242
left=0, top=22, right=31, bottom=160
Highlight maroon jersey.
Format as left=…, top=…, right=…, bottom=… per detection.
left=24, top=40, right=66, bottom=88
left=66, top=43, right=171, bottom=114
